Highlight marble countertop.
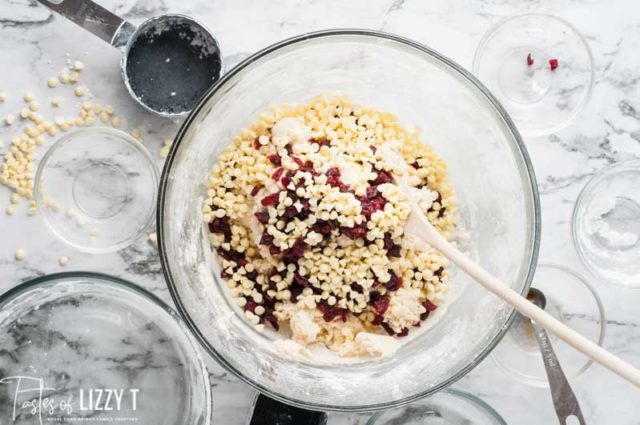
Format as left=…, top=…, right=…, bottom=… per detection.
left=1, top=0, right=639, bottom=423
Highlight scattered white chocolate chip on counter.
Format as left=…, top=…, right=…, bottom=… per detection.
left=111, top=116, right=121, bottom=128
left=5, top=205, right=15, bottom=216
left=74, top=86, right=86, bottom=97
left=131, top=128, right=142, bottom=141
left=14, top=249, right=26, bottom=261
left=4, top=114, right=15, bottom=125
left=0, top=92, right=6, bottom=102
left=23, top=92, right=33, bottom=102
left=59, top=256, right=69, bottom=266
left=51, top=96, right=62, bottom=107
left=73, top=60, right=84, bottom=71
left=47, top=77, right=59, bottom=88
left=148, top=232, right=158, bottom=246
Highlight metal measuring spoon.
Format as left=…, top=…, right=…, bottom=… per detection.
left=36, top=0, right=222, bottom=117
left=527, top=288, right=586, bottom=425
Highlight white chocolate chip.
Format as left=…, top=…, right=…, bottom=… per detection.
left=59, top=256, right=69, bottom=266
left=14, top=249, right=26, bottom=261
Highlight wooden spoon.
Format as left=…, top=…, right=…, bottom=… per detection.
left=404, top=195, right=640, bottom=387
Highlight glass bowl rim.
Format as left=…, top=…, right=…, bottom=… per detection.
left=0, top=271, right=212, bottom=425
left=364, top=388, right=508, bottom=425
left=34, top=127, right=159, bottom=254
left=571, top=159, right=640, bottom=288
left=471, top=13, right=596, bottom=138
left=157, top=28, right=541, bottom=412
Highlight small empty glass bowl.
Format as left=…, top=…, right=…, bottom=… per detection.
left=473, top=14, right=594, bottom=137
left=366, top=389, right=506, bottom=425
left=35, top=128, right=158, bottom=253
left=491, top=264, right=605, bottom=387
left=573, top=160, right=640, bottom=287
left=0, top=272, right=211, bottom=425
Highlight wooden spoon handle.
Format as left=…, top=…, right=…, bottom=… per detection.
left=414, top=207, right=640, bottom=388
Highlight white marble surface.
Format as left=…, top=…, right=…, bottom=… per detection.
left=0, top=0, right=639, bottom=424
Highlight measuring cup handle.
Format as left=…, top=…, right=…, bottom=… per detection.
left=36, top=0, right=135, bottom=48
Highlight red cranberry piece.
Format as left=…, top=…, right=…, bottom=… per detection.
left=250, top=185, right=263, bottom=196
left=384, top=271, right=402, bottom=291
left=268, top=154, right=281, bottom=166
left=245, top=300, right=258, bottom=313
left=371, top=315, right=384, bottom=326
left=271, top=168, right=284, bottom=181
left=254, top=211, right=270, bottom=224
left=326, top=167, right=341, bottom=177
left=526, top=53, right=534, bottom=66
left=263, top=311, right=280, bottom=331
left=383, top=233, right=394, bottom=250
left=221, top=270, right=230, bottom=279
left=341, top=224, right=367, bottom=240
left=381, top=322, right=395, bottom=336
left=397, top=328, right=409, bottom=337
left=372, top=170, right=392, bottom=185
left=208, top=216, right=232, bottom=241
left=366, top=186, right=379, bottom=198
left=259, top=233, right=274, bottom=246
left=423, top=299, right=438, bottom=312
left=292, top=156, right=305, bottom=168
left=549, top=58, right=559, bottom=71
left=283, top=206, right=298, bottom=219
left=253, top=138, right=262, bottom=149
left=269, top=245, right=281, bottom=255
left=238, top=258, right=248, bottom=267
left=245, top=271, right=258, bottom=281
left=373, top=296, right=390, bottom=315
left=281, top=175, right=292, bottom=188
left=350, top=283, right=364, bottom=293
left=433, top=267, right=444, bottom=278
left=261, top=193, right=280, bottom=206
left=388, top=245, right=402, bottom=258
left=310, top=138, right=331, bottom=147
left=294, top=273, right=310, bottom=287
left=369, top=145, right=377, bottom=153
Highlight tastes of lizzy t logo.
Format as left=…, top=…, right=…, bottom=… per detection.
left=0, top=376, right=140, bottom=424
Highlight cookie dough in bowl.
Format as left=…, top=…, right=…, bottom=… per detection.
left=158, top=30, right=540, bottom=411
left=204, top=96, right=457, bottom=360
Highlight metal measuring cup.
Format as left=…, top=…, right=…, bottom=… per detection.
left=37, top=0, right=222, bottom=117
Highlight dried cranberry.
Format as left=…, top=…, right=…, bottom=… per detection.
left=423, top=299, right=438, bottom=312
left=366, top=186, right=379, bottom=198
left=373, top=296, right=390, bottom=315
left=208, top=216, right=232, bottom=241
left=371, top=170, right=392, bottom=185
left=281, top=175, right=292, bottom=188
left=360, top=196, right=386, bottom=218
left=397, top=328, right=409, bottom=337
left=350, top=283, right=364, bottom=293
left=261, top=192, right=280, bottom=206
left=283, top=206, right=298, bottom=219
left=254, top=211, right=270, bottom=224
left=245, top=271, right=258, bottom=281
left=267, top=154, right=281, bottom=166
left=271, top=167, right=284, bottom=181
left=250, top=185, right=263, bottom=197
left=263, top=311, right=280, bottom=331
left=245, top=300, right=258, bottom=313
left=341, top=224, right=367, bottom=240
left=369, top=145, right=377, bottom=153
left=221, top=270, right=230, bottom=279
left=438, top=207, right=447, bottom=218
left=269, top=245, right=281, bottom=255
left=253, top=138, right=261, bottom=150
left=326, top=167, right=341, bottom=177
left=384, top=271, right=402, bottom=291
left=549, top=58, right=559, bottom=71
left=371, top=315, right=384, bottom=326
left=388, top=245, right=402, bottom=257
left=294, top=273, right=310, bottom=287
left=289, top=283, right=304, bottom=300
left=259, top=233, right=274, bottom=246
left=292, top=156, right=305, bottom=168
left=434, top=267, right=444, bottom=278
left=381, top=322, right=395, bottom=336
left=237, top=258, right=248, bottom=267
left=526, top=53, right=534, bottom=66
left=383, top=233, right=394, bottom=250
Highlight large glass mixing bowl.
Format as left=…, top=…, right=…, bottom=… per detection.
left=158, top=30, right=540, bottom=411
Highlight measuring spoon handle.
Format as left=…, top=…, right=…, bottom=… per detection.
left=36, top=0, right=135, bottom=48
left=531, top=321, right=587, bottom=425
